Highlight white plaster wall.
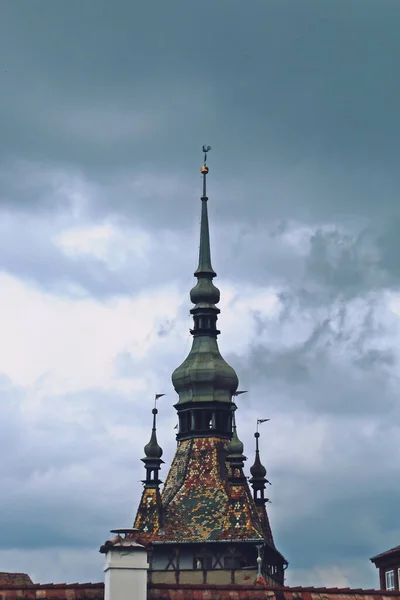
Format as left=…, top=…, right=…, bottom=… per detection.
left=104, top=548, right=148, bottom=600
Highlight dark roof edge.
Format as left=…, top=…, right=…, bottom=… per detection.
left=371, top=546, right=400, bottom=562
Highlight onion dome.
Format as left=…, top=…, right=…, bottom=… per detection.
left=250, top=432, right=267, bottom=480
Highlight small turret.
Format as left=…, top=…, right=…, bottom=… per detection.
left=249, top=431, right=269, bottom=505
left=141, top=407, right=164, bottom=488
left=227, top=405, right=247, bottom=483
left=134, top=402, right=164, bottom=540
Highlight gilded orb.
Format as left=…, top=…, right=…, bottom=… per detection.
left=201, top=165, right=209, bottom=174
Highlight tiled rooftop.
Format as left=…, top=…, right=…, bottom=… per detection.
left=135, top=436, right=276, bottom=548
left=0, top=582, right=104, bottom=599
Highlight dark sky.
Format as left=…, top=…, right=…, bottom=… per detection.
left=0, top=0, right=399, bottom=588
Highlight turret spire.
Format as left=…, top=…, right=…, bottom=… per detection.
left=250, top=425, right=270, bottom=505
left=134, top=398, right=164, bottom=538
left=141, top=398, right=164, bottom=487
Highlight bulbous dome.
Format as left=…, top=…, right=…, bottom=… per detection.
left=144, top=409, right=163, bottom=459
left=190, top=278, right=220, bottom=306
left=250, top=456, right=267, bottom=479
left=172, top=336, right=239, bottom=404
left=227, top=429, right=244, bottom=457
left=250, top=432, right=267, bottom=479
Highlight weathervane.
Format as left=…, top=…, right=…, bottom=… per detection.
left=201, top=145, right=212, bottom=197
left=256, top=418, right=270, bottom=433
left=202, top=144, right=211, bottom=165
left=154, top=393, right=165, bottom=409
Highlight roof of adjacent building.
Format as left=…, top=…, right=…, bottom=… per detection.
left=148, top=584, right=400, bottom=600
left=0, top=572, right=33, bottom=585
left=0, top=582, right=104, bottom=599
left=1, top=581, right=400, bottom=600
left=371, top=546, right=400, bottom=562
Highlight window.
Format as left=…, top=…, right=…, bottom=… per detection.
left=386, top=570, right=395, bottom=591
left=179, top=412, right=190, bottom=433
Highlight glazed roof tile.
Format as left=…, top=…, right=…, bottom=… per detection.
left=152, top=437, right=267, bottom=544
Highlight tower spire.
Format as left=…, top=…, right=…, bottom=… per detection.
left=171, top=147, right=239, bottom=428
left=190, top=145, right=220, bottom=317
left=194, top=145, right=216, bottom=278
left=132, top=150, right=288, bottom=585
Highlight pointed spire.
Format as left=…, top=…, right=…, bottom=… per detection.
left=142, top=407, right=164, bottom=488
left=194, top=146, right=216, bottom=278
left=190, top=146, right=220, bottom=308
left=250, top=432, right=270, bottom=505
left=171, top=147, right=239, bottom=415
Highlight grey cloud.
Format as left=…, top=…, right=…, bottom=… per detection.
left=0, top=374, right=178, bottom=555
left=234, top=304, right=397, bottom=417
left=1, top=1, right=400, bottom=224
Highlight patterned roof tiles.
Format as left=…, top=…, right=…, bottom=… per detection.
left=134, top=487, right=164, bottom=545
left=139, top=436, right=267, bottom=544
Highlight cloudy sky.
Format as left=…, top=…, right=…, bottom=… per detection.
left=0, top=0, right=400, bottom=589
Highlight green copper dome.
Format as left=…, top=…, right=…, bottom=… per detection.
left=227, top=427, right=244, bottom=457
left=172, top=336, right=239, bottom=404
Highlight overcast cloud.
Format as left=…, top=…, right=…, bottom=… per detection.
left=0, top=0, right=399, bottom=589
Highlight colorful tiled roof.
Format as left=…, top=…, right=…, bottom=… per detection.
left=135, top=486, right=164, bottom=540
left=135, top=436, right=276, bottom=546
